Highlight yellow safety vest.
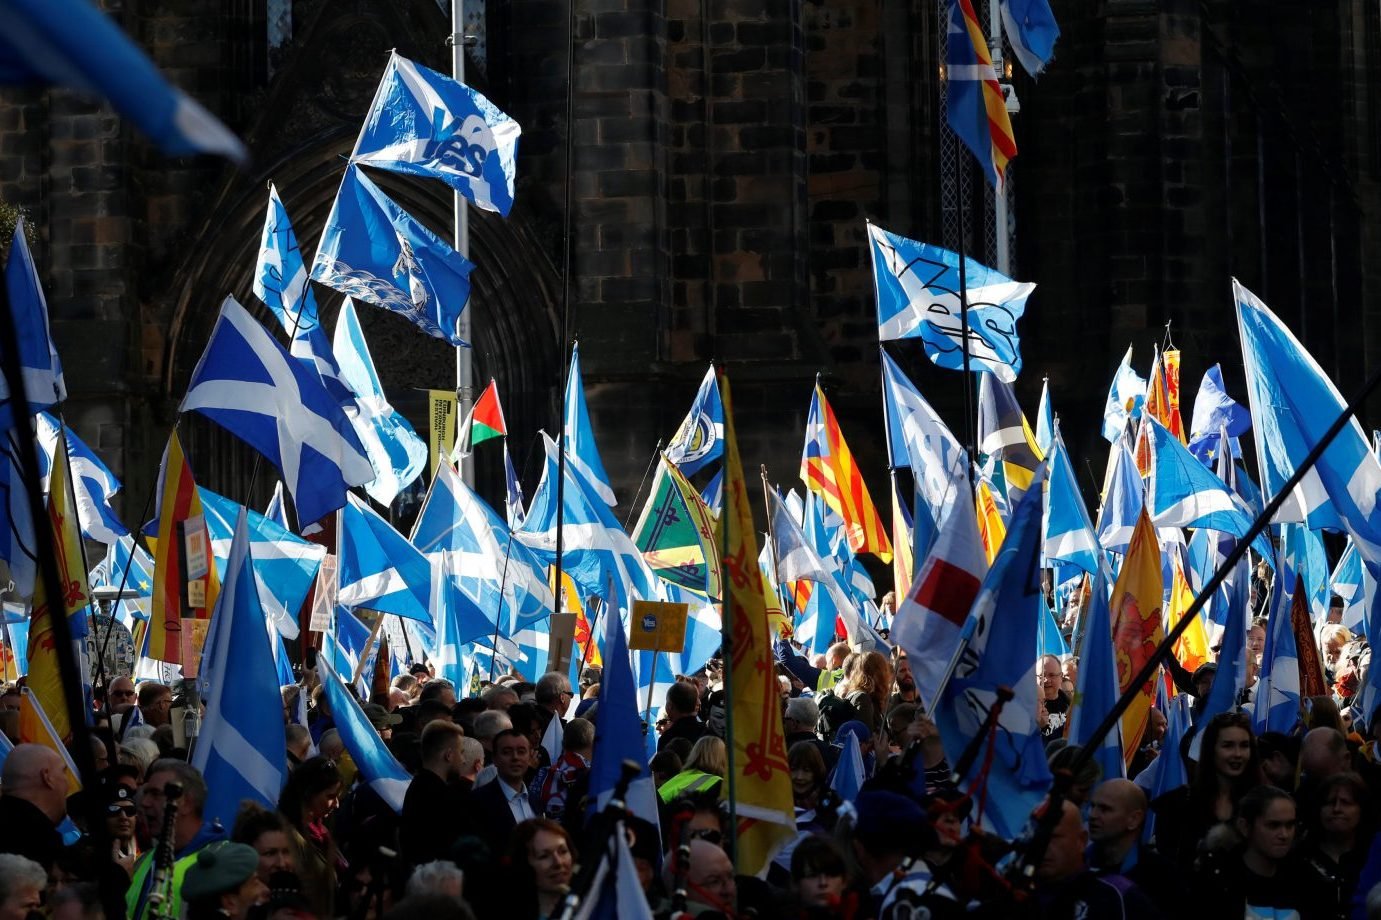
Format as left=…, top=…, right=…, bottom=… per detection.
left=657, top=769, right=723, bottom=803
left=125, top=850, right=196, bottom=920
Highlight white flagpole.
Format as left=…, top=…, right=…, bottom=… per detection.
left=452, top=0, right=476, bottom=488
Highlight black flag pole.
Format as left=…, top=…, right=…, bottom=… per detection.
left=952, top=154, right=978, bottom=492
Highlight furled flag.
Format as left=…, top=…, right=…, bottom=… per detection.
left=975, top=479, right=1006, bottom=566
left=338, top=494, right=432, bottom=622
left=1235, top=279, right=1381, bottom=567
left=0, top=0, right=245, bottom=161
left=1067, top=567, right=1125, bottom=782
left=1096, top=442, right=1142, bottom=554
left=564, top=343, right=617, bottom=506
left=2, top=219, right=65, bottom=427
left=932, top=464, right=1052, bottom=839
left=1140, top=349, right=1175, bottom=456
left=0, top=429, right=36, bottom=599
left=311, top=165, right=475, bottom=347
left=198, top=488, right=323, bottom=641
left=568, top=819, right=654, bottom=920
left=1252, top=568, right=1301, bottom=735
left=830, top=729, right=866, bottom=804
left=800, top=381, right=891, bottom=561
left=1187, top=364, right=1249, bottom=465
left=1043, top=430, right=1100, bottom=576
left=36, top=413, right=126, bottom=545
left=879, top=349, right=967, bottom=519
left=1197, top=561, right=1251, bottom=742
left=1102, top=346, right=1146, bottom=443
left=631, top=456, right=722, bottom=598
left=978, top=373, right=1044, bottom=507
left=148, top=431, right=217, bottom=666
left=352, top=51, right=521, bottom=216
left=1143, top=693, right=1191, bottom=839
left=181, top=296, right=375, bottom=528
left=890, top=476, right=916, bottom=605
left=1163, top=348, right=1186, bottom=442
left=453, top=378, right=508, bottom=459
left=719, top=369, right=796, bottom=874
left=1165, top=545, right=1210, bottom=673
left=1035, top=378, right=1054, bottom=456
left=333, top=298, right=427, bottom=505
left=1108, top=510, right=1164, bottom=763
left=504, top=442, right=526, bottom=529
left=1282, top=522, right=1330, bottom=622
left=318, top=655, right=412, bottom=811
left=254, top=183, right=322, bottom=338
left=892, top=459, right=987, bottom=709
left=192, top=509, right=288, bottom=830
left=999, top=0, right=1059, bottom=76
left=665, top=365, right=724, bottom=477
left=870, top=226, right=1032, bottom=382
left=944, top=0, right=1017, bottom=189
left=766, top=489, right=856, bottom=655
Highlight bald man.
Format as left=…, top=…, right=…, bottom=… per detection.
left=1086, top=779, right=1176, bottom=912
left=0, top=744, right=69, bottom=871
left=1029, top=798, right=1158, bottom=919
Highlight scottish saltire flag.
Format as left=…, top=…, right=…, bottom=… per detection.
left=945, top=0, right=1017, bottom=189
left=588, top=583, right=659, bottom=825
left=665, top=365, right=724, bottom=477
left=503, top=442, right=526, bottom=528
left=568, top=820, right=654, bottom=920
left=1331, top=541, right=1369, bottom=634
left=830, top=730, right=867, bottom=804
left=1035, top=379, right=1054, bottom=456
left=870, top=227, right=1032, bottom=382
left=199, top=488, right=322, bottom=641
left=1281, top=522, right=1330, bottom=621
left=1096, top=443, right=1142, bottom=553
left=1142, top=693, right=1191, bottom=840
left=36, top=414, right=126, bottom=544
left=1236, top=280, right=1381, bottom=565
left=1038, top=592, right=1068, bottom=657
left=318, top=656, right=411, bottom=811
left=181, top=296, right=375, bottom=527
left=312, top=165, right=474, bottom=347
left=1000, top=0, right=1058, bottom=75
left=2, top=220, right=65, bottom=427
left=1102, top=346, right=1146, bottom=443
left=254, top=184, right=321, bottom=337
left=801, top=381, right=892, bottom=560
left=1187, top=364, right=1249, bottom=464
left=338, top=494, right=432, bottom=622
left=564, top=343, right=617, bottom=506
left=265, top=482, right=290, bottom=530
left=333, top=299, right=427, bottom=505
left=1197, top=564, right=1250, bottom=736
left=800, top=492, right=868, bottom=645
left=413, top=461, right=552, bottom=642
left=880, top=349, right=968, bottom=516
left=429, top=557, right=469, bottom=689
left=192, top=509, right=288, bottom=829
left=0, top=1, right=244, bottom=161
left=769, top=489, right=832, bottom=585
left=933, top=465, right=1051, bottom=838
left=93, top=536, right=153, bottom=624
left=978, top=373, right=1044, bottom=506
left=1252, top=562, right=1300, bottom=735
left=1067, top=567, right=1124, bottom=782
left=1043, top=431, right=1100, bottom=576
left=893, top=460, right=987, bottom=708
left=352, top=52, right=520, bottom=216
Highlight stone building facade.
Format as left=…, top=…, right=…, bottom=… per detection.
left=0, top=0, right=1377, bottom=573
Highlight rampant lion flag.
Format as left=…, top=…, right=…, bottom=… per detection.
left=148, top=431, right=217, bottom=665
left=800, top=382, right=892, bottom=562
left=23, top=436, right=89, bottom=745
left=720, top=370, right=795, bottom=875
left=1109, top=509, right=1165, bottom=763
left=1166, top=546, right=1209, bottom=673
left=975, top=479, right=1007, bottom=565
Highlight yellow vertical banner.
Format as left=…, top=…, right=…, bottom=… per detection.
left=428, top=389, right=458, bottom=478
left=718, top=370, right=796, bottom=876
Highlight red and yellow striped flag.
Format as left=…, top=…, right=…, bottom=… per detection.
left=721, top=370, right=796, bottom=875
left=799, top=383, right=892, bottom=562
left=148, top=431, right=216, bottom=664
left=1110, top=510, right=1165, bottom=764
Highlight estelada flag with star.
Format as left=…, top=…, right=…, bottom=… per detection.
left=23, top=434, right=89, bottom=745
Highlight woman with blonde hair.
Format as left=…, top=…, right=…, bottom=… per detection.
left=838, top=651, right=892, bottom=737
left=658, top=736, right=727, bottom=802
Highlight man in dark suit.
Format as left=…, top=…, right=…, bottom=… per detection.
left=469, top=728, right=537, bottom=854
left=657, top=680, right=706, bottom=753
left=400, top=721, right=480, bottom=867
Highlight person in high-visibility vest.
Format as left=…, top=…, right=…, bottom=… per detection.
left=128, top=760, right=223, bottom=920
left=657, top=736, right=726, bottom=803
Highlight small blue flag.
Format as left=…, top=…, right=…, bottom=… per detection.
left=1043, top=431, right=1100, bottom=576
left=1102, top=347, right=1145, bottom=443
left=1095, top=443, right=1142, bottom=554
left=338, top=494, right=432, bottom=623
left=1067, top=568, right=1125, bottom=782
left=829, top=730, right=866, bottom=804
left=1186, top=364, right=1249, bottom=465
left=664, top=365, right=724, bottom=477
left=588, top=582, right=660, bottom=826
left=999, top=0, right=1059, bottom=76
left=564, top=343, right=616, bottom=505
left=1252, top=559, right=1301, bottom=735
left=2, top=220, right=65, bottom=427
left=318, top=655, right=412, bottom=812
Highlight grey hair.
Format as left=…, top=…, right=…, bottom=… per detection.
left=535, top=671, right=570, bottom=705
left=406, top=860, right=465, bottom=898
left=0, top=853, right=47, bottom=904
left=785, top=697, right=820, bottom=728
left=472, top=710, right=512, bottom=741
left=145, top=759, right=208, bottom=818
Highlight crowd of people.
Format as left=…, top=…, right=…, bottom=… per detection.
left=2, top=610, right=1381, bottom=920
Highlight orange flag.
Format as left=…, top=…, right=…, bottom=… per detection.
left=1109, top=510, right=1165, bottom=763
left=1163, top=349, right=1186, bottom=443
left=975, top=480, right=1007, bottom=565
left=799, top=383, right=892, bottom=562
left=720, top=370, right=796, bottom=875
left=148, top=431, right=217, bottom=664
left=890, top=475, right=913, bottom=599
left=1166, top=546, right=1210, bottom=673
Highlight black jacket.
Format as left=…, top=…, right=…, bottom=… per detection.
left=0, top=795, right=63, bottom=871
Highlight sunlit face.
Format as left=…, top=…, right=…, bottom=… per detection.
left=1038, top=659, right=1062, bottom=701
left=1247, top=626, right=1266, bottom=656
left=528, top=829, right=574, bottom=895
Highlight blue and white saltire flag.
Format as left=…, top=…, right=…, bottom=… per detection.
left=880, top=349, right=968, bottom=520
left=1144, top=418, right=1273, bottom=560
left=317, top=655, right=411, bottom=812
left=588, top=584, right=659, bottom=826
left=868, top=224, right=1033, bottom=383
left=413, top=461, right=552, bottom=642
left=333, top=299, right=427, bottom=505
left=829, top=730, right=866, bottom=804
left=1196, top=565, right=1250, bottom=740
left=311, top=165, right=475, bottom=348
left=272, top=627, right=295, bottom=688
left=933, top=464, right=1052, bottom=839
left=0, top=1, right=245, bottom=161
left=563, top=343, right=617, bottom=506
left=1281, top=523, right=1330, bottom=622
left=264, top=482, right=290, bottom=531
left=191, top=509, right=288, bottom=831
left=181, top=296, right=375, bottom=527
left=800, top=492, right=868, bottom=646
left=664, top=365, right=724, bottom=477
left=1187, top=364, right=1250, bottom=465
left=254, top=183, right=322, bottom=338
left=0, top=430, right=36, bottom=599
left=1141, top=693, right=1191, bottom=838
left=1035, top=379, right=1054, bottom=457
left=36, top=413, right=126, bottom=544
left=2, top=219, right=66, bottom=427
left=568, top=820, right=654, bottom=920
left=338, top=494, right=432, bottom=623
left=199, top=488, right=323, bottom=640
left=1331, top=541, right=1369, bottom=635
left=352, top=52, right=521, bottom=217
left=92, top=535, right=153, bottom=625
left=1043, top=430, right=1101, bottom=576
left=999, top=0, right=1059, bottom=76
left=503, top=442, right=526, bottom=529
left=768, top=489, right=832, bottom=585
left=1038, top=593, right=1069, bottom=658
left=1236, top=279, right=1381, bottom=569
left=429, top=557, right=469, bottom=689
left=518, top=433, right=661, bottom=614
left=1252, top=563, right=1301, bottom=735
left=1096, top=443, right=1142, bottom=554
left=1067, top=567, right=1124, bottom=783
left=1102, top=346, right=1145, bottom=443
